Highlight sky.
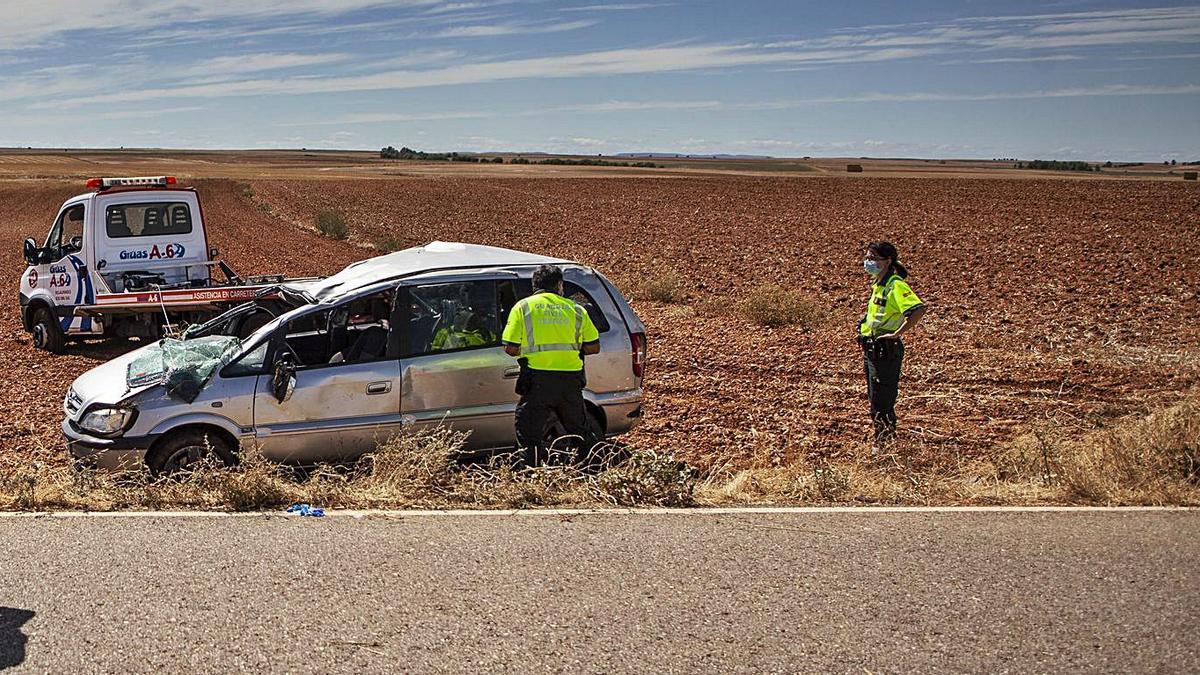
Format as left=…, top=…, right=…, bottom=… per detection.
left=0, top=0, right=1197, bottom=160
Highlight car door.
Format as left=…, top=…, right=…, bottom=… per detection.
left=251, top=288, right=402, bottom=464
left=398, top=274, right=528, bottom=450
left=41, top=203, right=98, bottom=333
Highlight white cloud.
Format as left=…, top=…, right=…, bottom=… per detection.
left=39, top=44, right=939, bottom=107
left=942, top=54, right=1086, bottom=65
left=429, top=19, right=596, bottom=38
left=98, top=106, right=205, bottom=119
left=567, top=136, right=606, bottom=147
left=1118, top=52, right=1200, bottom=61
left=560, top=3, right=666, bottom=11
left=185, top=52, right=350, bottom=76
left=774, top=6, right=1200, bottom=54
left=294, top=111, right=494, bottom=125
left=0, top=0, right=434, bottom=48
left=733, top=84, right=1200, bottom=107
left=283, top=99, right=722, bottom=126
left=550, top=100, right=723, bottom=113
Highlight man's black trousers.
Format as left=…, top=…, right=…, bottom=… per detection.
left=863, top=340, right=905, bottom=442
left=515, top=369, right=598, bottom=464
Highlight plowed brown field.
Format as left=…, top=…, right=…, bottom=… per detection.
left=3, top=176, right=1198, bottom=473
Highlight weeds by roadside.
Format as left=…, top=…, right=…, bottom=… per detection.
left=740, top=285, right=822, bottom=328
left=374, top=235, right=404, bottom=253
left=0, top=427, right=696, bottom=512
left=315, top=209, right=349, bottom=240
left=2, top=394, right=1197, bottom=511
left=617, top=271, right=685, bottom=304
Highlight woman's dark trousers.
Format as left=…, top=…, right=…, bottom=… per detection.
left=863, top=340, right=905, bottom=443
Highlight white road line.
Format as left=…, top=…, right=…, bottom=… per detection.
left=0, top=505, right=1192, bottom=518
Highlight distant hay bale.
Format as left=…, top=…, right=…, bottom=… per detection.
left=847, top=164, right=864, bottom=173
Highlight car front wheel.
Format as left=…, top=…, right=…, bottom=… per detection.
left=146, top=429, right=236, bottom=478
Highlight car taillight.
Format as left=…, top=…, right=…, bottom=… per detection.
left=630, top=331, right=647, bottom=378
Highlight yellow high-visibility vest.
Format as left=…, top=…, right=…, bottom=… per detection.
left=860, top=274, right=924, bottom=337
left=502, top=291, right=599, bottom=371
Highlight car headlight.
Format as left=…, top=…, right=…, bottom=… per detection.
left=78, top=406, right=137, bottom=438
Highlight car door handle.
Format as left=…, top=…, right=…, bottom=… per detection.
left=503, top=366, right=521, bottom=379
left=366, top=381, right=392, bottom=395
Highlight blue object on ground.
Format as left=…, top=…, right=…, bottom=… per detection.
left=286, top=503, right=326, bottom=517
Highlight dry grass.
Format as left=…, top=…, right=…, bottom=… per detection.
left=2, top=394, right=1196, bottom=511
left=0, top=427, right=695, bottom=511
left=693, top=392, right=1200, bottom=507
left=624, top=271, right=684, bottom=303
left=740, top=285, right=823, bottom=328
left=315, top=209, right=349, bottom=240
left=373, top=235, right=403, bottom=253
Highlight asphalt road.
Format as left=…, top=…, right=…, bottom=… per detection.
left=0, top=509, right=1196, bottom=674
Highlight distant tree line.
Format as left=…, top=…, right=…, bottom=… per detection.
left=511, top=157, right=660, bottom=168
left=1018, top=160, right=1099, bottom=172
left=380, top=146, right=660, bottom=168
left=380, top=146, right=497, bottom=162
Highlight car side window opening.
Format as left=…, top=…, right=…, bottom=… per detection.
left=562, top=280, right=610, bottom=334
left=223, top=340, right=270, bottom=377
left=105, top=202, right=193, bottom=238
left=328, top=290, right=396, bottom=364
left=46, top=205, right=85, bottom=256
left=277, top=308, right=333, bottom=368
left=408, top=280, right=505, bottom=356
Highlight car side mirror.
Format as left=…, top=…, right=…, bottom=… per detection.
left=209, top=247, right=219, bottom=260
left=22, top=238, right=39, bottom=265
left=271, top=354, right=296, bottom=403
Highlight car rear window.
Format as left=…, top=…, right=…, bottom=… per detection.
left=106, top=202, right=193, bottom=238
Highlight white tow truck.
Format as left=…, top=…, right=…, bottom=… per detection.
left=19, top=176, right=293, bottom=353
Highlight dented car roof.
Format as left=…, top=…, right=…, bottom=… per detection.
left=291, top=241, right=568, bottom=300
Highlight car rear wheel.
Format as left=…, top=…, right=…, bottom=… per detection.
left=30, top=306, right=65, bottom=354
left=542, top=408, right=606, bottom=466
left=147, top=429, right=236, bottom=478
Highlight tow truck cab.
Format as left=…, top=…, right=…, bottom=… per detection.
left=19, top=176, right=236, bottom=351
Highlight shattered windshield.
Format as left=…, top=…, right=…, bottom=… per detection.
left=126, top=335, right=242, bottom=402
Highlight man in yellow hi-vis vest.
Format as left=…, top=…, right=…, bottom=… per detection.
left=503, top=265, right=601, bottom=465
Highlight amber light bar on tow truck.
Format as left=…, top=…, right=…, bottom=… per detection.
left=85, top=176, right=177, bottom=190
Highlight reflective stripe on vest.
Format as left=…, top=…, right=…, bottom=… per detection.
left=522, top=301, right=584, bottom=353
left=864, top=278, right=903, bottom=335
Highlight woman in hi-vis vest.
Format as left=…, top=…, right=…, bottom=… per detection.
left=857, top=241, right=927, bottom=452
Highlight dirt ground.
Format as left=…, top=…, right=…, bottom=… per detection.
left=2, top=163, right=1197, bottom=475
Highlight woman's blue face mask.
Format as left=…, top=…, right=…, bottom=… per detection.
left=863, top=259, right=882, bottom=275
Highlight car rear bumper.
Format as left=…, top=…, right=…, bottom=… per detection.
left=63, top=418, right=153, bottom=472
left=593, top=389, right=643, bottom=436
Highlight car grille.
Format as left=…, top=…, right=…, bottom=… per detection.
left=65, top=387, right=83, bottom=415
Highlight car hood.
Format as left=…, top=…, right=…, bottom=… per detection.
left=66, top=343, right=162, bottom=419
left=66, top=335, right=239, bottom=418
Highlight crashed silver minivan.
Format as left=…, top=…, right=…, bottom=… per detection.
left=62, top=242, right=647, bottom=474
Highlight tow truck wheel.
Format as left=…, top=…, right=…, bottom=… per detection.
left=30, top=306, right=65, bottom=354
left=147, top=430, right=236, bottom=478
